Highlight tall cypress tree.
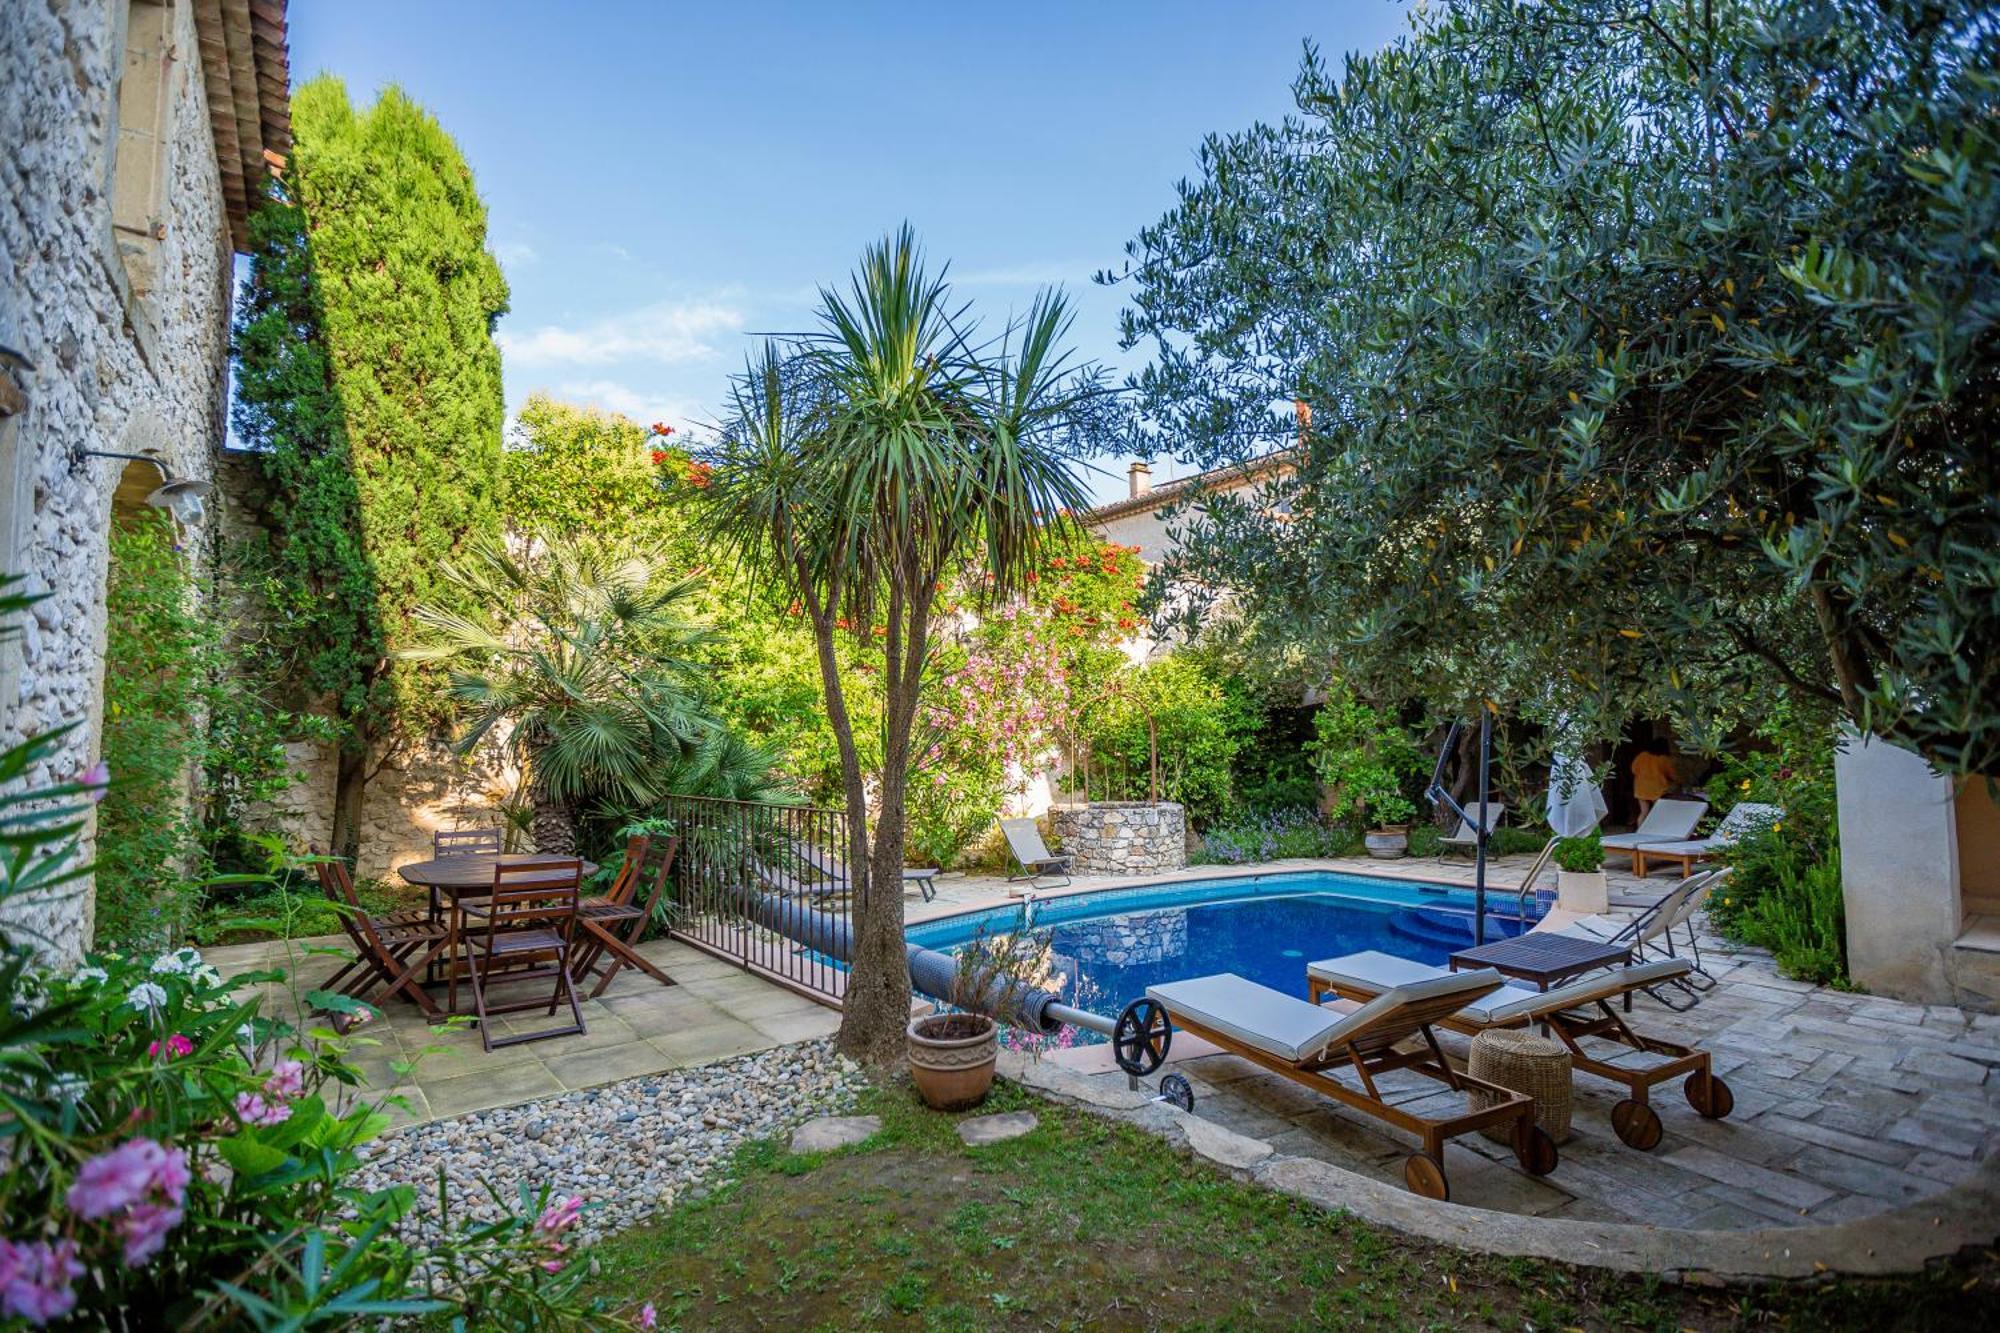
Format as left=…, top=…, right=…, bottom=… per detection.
left=232, top=77, right=509, bottom=856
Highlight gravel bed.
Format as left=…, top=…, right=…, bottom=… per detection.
left=349, top=1040, right=866, bottom=1243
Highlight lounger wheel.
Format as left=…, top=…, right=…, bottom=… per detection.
left=1404, top=1152, right=1450, bottom=1200
left=1611, top=1098, right=1665, bottom=1151
left=1112, top=998, right=1172, bottom=1076
left=1156, top=1072, right=1195, bottom=1113
left=1513, top=1123, right=1559, bottom=1177
left=1683, top=1070, right=1735, bottom=1120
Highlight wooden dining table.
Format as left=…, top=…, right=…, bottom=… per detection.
left=397, top=852, right=599, bottom=900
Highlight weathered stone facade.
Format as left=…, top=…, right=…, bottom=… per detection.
left=0, top=0, right=242, bottom=957
left=1048, top=801, right=1187, bottom=876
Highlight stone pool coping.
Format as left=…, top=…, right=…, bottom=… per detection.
left=1003, top=1050, right=2000, bottom=1282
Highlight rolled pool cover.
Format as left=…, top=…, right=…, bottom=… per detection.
left=731, top=881, right=1063, bottom=1035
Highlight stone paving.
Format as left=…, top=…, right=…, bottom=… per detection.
left=207, top=934, right=840, bottom=1127
left=911, top=850, right=2000, bottom=1229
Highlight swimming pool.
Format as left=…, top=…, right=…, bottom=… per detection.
left=906, top=870, right=1536, bottom=1021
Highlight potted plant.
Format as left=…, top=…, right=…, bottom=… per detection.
left=1552, top=830, right=1608, bottom=913
left=908, top=927, right=1052, bottom=1111
left=1361, top=792, right=1418, bottom=859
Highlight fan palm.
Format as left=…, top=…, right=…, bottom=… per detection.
left=404, top=536, right=721, bottom=854
left=703, top=226, right=1107, bottom=1062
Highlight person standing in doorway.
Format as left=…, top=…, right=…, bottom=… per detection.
left=1629, top=738, right=1678, bottom=825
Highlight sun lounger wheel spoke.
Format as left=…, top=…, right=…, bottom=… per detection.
left=1683, top=1070, right=1734, bottom=1119
left=1610, top=1099, right=1665, bottom=1151
left=1113, top=998, right=1172, bottom=1076
left=1404, top=1152, right=1449, bottom=1200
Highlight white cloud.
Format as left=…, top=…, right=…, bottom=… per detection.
left=491, top=239, right=538, bottom=267
left=498, top=298, right=745, bottom=368
left=533, top=380, right=707, bottom=431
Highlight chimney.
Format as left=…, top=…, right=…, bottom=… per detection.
left=1128, top=460, right=1153, bottom=500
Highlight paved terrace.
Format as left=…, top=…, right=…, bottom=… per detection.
left=914, top=853, right=2000, bottom=1230
left=213, top=849, right=1999, bottom=1233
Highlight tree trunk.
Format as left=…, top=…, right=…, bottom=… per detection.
left=330, top=743, right=368, bottom=864
left=525, top=761, right=577, bottom=856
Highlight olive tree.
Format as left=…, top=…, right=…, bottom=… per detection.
left=1113, top=0, right=1999, bottom=770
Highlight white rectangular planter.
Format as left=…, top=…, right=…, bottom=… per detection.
left=1557, top=869, right=1609, bottom=915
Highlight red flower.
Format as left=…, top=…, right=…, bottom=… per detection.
left=650, top=449, right=668, bottom=466
left=650, top=421, right=674, bottom=437
left=686, top=461, right=712, bottom=490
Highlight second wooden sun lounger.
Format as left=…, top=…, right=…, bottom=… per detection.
left=1306, top=950, right=1736, bottom=1150
left=1117, top=969, right=1559, bottom=1200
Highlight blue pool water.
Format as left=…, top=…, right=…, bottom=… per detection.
left=906, top=870, right=1534, bottom=1020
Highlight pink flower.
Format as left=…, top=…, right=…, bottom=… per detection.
left=67, top=1139, right=166, bottom=1219
left=70, top=760, right=110, bottom=804
left=639, top=1303, right=658, bottom=1328
left=234, top=1091, right=291, bottom=1127
left=146, top=1033, right=194, bottom=1060
left=536, top=1195, right=583, bottom=1236
left=262, top=1059, right=306, bottom=1101
left=149, top=1145, right=191, bottom=1206
left=117, top=1201, right=183, bottom=1267
left=541, top=1259, right=564, bottom=1273
left=1, top=1239, right=83, bottom=1324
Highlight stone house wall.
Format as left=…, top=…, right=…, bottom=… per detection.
left=0, top=0, right=234, bottom=959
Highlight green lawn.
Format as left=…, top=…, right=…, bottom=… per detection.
left=589, top=1080, right=1997, bottom=1331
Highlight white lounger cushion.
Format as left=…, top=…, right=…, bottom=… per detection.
left=1306, top=950, right=1692, bottom=1025
left=1147, top=969, right=1504, bottom=1064
left=1599, top=798, right=1709, bottom=849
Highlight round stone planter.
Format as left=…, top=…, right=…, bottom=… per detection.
left=1047, top=802, right=1187, bottom=876
left=908, top=1013, right=998, bottom=1111
left=1364, top=826, right=1409, bottom=859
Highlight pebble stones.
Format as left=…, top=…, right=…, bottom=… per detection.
left=346, top=1041, right=864, bottom=1245
left=956, top=1110, right=1038, bottom=1146
left=789, top=1114, right=881, bottom=1153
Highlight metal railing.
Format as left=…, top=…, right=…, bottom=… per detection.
left=653, top=794, right=855, bottom=1005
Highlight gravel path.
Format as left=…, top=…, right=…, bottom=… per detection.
left=349, top=1040, right=866, bottom=1242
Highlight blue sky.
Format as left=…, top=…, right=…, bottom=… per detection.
left=288, top=2, right=1411, bottom=503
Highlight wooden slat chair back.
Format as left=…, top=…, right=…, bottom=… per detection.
left=453, top=857, right=587, bottom=1051
left=434, top=827, right=503, bottom=857
left=579, top=836, right=682, bottom=998
left=308, top=845, right=447, bottom=1017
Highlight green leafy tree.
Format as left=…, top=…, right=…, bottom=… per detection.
left=236, top=77, right=510, bottom=856
left=1080, top=655, right=1243, bottom=822
left=503, top=396, right=706, bottom=555
left=1307, top=686, right=1425, bottom=830
left=404, top=537, right=767, bottom=855
left=702, top=227, right=1108, bottom=1064
left=1115, top=0, right=2000, bottom=772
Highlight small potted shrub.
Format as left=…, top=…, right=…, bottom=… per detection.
left=1553, top=830, right=1608, bottom=913
left=1361, top=792, right=1418, bottom=859
left=908, top=928, right=1050, bottom=1111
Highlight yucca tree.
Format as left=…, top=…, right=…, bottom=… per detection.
left=703, top=226, right=1108, bottom=1063
left=404, top=536, right=718, bottom=855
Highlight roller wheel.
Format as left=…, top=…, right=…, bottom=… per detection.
left=1112, top=998, right=1172, bottom=1076
left=1611, top=1098, right=1665, bottom=1151
left=1684, top=1070, right=1735, bottom=1120
left=1158, top=1072, right=1195, bottom=1113
left=1404, top=1152, right=1450, bottom=1200
left=1513, top=1122, right=1560, bottom=1176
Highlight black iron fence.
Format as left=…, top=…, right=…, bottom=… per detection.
left=652, top=794, right=856, bottom=1005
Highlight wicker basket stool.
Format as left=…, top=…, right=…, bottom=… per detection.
left=1467, top=1028, right=1573, bottom=1145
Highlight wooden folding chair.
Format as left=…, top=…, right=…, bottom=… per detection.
left=575, top=836, right=681, bottom=998
left=451, top=858, right=587, bottom=1051
left=309, top=846, right=449, bottom=1018
left=427, top=827, right=503, bottom=918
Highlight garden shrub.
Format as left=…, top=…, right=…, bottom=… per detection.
left=1705, top=709, right=1847, bottom=983
left=1192, top=807, right=1360, bottom=865
left=1227, top=697, right=1320, bottom=816
left=1080, top=654, right=1241, bottom=823
left=1306, top=686, right=1424, bottom=829
left=0, top=728, right=649, bottom=1329
left=1404, top=822, right=1442, bottom=858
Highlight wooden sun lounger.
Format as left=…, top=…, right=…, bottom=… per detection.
left=1117, top=971, right=1559, bottom=1200
left=1307, top=950, right=1735, bottom=1150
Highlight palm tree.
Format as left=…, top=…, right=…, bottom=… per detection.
left=702, top=226, right=1106, bottom=1064
left=403, top=536, right=722, bottom=855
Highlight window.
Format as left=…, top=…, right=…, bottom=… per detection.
left=107, top=1, right=175, bottom=303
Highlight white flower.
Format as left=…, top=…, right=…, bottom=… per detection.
left=150, top=954, right=188, bottom=976
left=125, top=982, right=168, bottom=1012
left=70, top=966, right=108, bottom=986
left=191, top=965, right=222, bottom=988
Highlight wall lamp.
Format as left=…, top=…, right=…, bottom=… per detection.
left=73, top=449, right=213, bottom=523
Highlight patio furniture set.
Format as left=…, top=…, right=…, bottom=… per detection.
left=312, top=828, right=682, bottom=1051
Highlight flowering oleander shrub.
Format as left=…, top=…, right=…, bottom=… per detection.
left=0, top=723, right=651, bottom=1328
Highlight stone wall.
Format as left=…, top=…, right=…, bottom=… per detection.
left=1048, top=801, right=1186, bottom=877
left=0, top=0, right=233, bottom=959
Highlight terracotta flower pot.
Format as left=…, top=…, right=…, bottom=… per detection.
left=907, top=1012, right=998, bottom=1111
